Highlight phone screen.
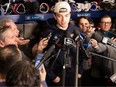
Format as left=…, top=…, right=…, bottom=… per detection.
left=35, top=54, right=43, bottom=70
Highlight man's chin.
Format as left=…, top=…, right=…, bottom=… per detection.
left=61, top=25, right=68, bottom=28
left=104, top=29, right=110, bottom=32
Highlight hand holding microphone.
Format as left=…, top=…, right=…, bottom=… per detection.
left=102, top=37, right=116, bottom=49
left=32, top=33, right=52, bottom=56
left=90, top=39, right=99, bottom=48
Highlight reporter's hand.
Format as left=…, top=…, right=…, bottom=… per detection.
left=16, top=37, right=30, bottom=45
left=53, top=76, right=60, bottom=83
left=32, top=37, right=50, bottom=57
left=39, top=64, right=46, bottom=81
left=37, top=37, right=50, bottom=53
left=90, top=39, right=98, bottom=48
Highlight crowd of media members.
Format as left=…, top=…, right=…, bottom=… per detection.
left=0, top=1, right=116, bottom=87
left=0, top=16, right=116, bottom=86
left=41, top=15, right=116, bottom=86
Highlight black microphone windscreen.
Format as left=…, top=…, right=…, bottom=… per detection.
left=73, top=29, right=80, bottom=36
left=50, top=33, right=60, bottom=44
left=66, top=31, right=72, bottom=38
left=92, top=32, right=103, bottom=42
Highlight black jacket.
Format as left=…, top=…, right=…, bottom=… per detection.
left=42, top=19, right=81, bottom=86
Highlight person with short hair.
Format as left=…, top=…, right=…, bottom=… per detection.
left=0, top=19, right=29, bottom=45
left=77, top=16, right=95, bottom=38
left=0, top=18, right=50, bottom=60
left=92, top=15, right=116, bottom=42
left=0, top=25, right=18, bottom=48
left=42, top=1, right=81, bottom=86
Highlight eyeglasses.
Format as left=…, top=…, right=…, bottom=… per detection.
left=100, top=22, right=111, bottom=25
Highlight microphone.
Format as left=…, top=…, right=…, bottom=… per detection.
left=64, top=31, right=75, bottom=47
left=36, top=43, right=56, bottom=69
left=92, top=32, right=103, bottom=42
left=36, top=34, right=60, bottom=69
left=73, top=29, right=90, bottom=43
left=51, top=33, right=66, bottom=48
left=102, top=37, right=116, bottom=49
left=73, top=29, right=80, bottom=41
left=93, top=32, right=116, bottom=48
left=35, top=32, right=62, bottom=69
left=63, top=31, right=73, bottom=68
left=50, top=33, right=60, bottom=44
left=72, top=29, right=91, bottom=57
left=73, top=29, right=92, bottom=49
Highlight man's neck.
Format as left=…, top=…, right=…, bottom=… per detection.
left=56, top=24, right=68, bottom=30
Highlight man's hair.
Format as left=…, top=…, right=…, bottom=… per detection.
left=6, top=60, right=40, bottom=86
left=0, top=19, right=13, bottom=26
left=77, top=16, right=93, bottom=26
left=0, top=45, right=21, bottom=75
left=0, top=25, right=11, bottom=41
left=100, top=15, right=112, bottom=22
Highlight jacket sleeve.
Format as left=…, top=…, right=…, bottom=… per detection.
left=41, top=81, right=48, bottom=87
left=94, top=43, right=108, bottom=53
left=107, top=44, right=116, bottom=60
left=95, top=43, right=116, bottom=60
left=47, top=70, right=58, bottom=81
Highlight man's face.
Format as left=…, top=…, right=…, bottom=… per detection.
left=100, top=17, right=112, bottom=32
left=79, top=18, right=90, bottom=33
left=55, top=12, right=71, bottom=29
left=6, top=21, right=19, bottom=37
left=2, top=29, right=18, bottom=47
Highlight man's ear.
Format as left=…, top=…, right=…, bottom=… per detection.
left=0, top=40, right=5, bottom=48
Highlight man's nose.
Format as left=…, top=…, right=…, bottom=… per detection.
left=81, top=24, right=85, bottom=27
left=62, top=16, right=65, bottom=22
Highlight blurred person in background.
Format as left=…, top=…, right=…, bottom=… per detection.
left=0, top=45, right=22, bottom=86
left=0, top=19, right=29, bottom=45
left=77, top=16, right=95, bottom=38
left=6, top=60, right=47, bottom=87
left=81, top=15, right=116, bottom=86
left=0, top=19, right=50, bottom=60
left=77, top=16, right=96, bottom=77
left=0, top=25, right=18, bottom=48
left=92, top=15, right=116, bottom=42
